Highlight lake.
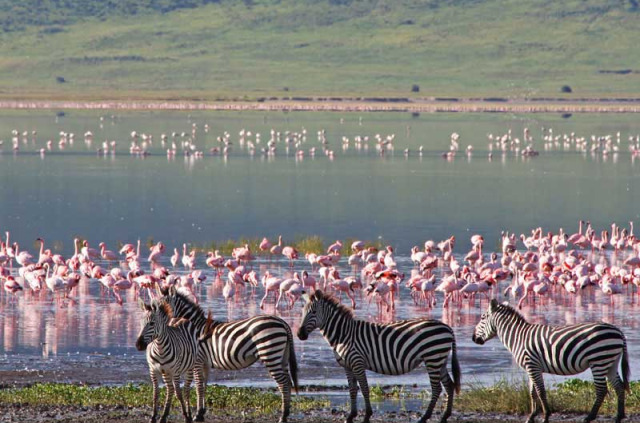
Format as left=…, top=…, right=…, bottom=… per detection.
left=0, top=109, right=639, bottom=395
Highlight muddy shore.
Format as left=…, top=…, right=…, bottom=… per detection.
left=1, top=403, right=637, bottom=423
left=1, top=98, right=640, bottom=113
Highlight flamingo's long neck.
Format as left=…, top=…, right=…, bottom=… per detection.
left=39, top=240, right=44, bottom=257
left=136, top=240, right=140, bottom=257
left=73, top=239, right=78, bottom=257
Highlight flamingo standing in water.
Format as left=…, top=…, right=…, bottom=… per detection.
left=99, top=242, right=118, bottom=261
left=170, top=248, right=180, bottom=267
left=282, top=244, right=299, bottom=267
left=182, top=244, right=196, bottom=270
left=270, top=235, right=283, bottom=258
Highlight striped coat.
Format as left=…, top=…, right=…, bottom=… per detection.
left=473, top=299, right=630, bottom=423
left=161, top=286, right=298, bottom=423
left=298, top=290, right=460, bottom=423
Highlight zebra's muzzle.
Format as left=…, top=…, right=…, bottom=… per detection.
left=135, top=336, right=148, bottom=351
left=471, top=333, right=485, bottom=345
left=297, top=328, right=308, bottom=340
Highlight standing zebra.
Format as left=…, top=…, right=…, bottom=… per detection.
left=297, top=290, right=460, bottom=423
left=472, top=299, right=630, bottom=423
left=136, top=298, right=203, bottom=423
left=160, top=286, right=299, bottom=423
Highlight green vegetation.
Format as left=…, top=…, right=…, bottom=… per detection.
left=457, top=379, right=640, bottom=415
left=369, top=379, right=640, bottom=415
left=1, top=379, right=639, bottom=417
left=0, top=1, right=639, bottom=100
left=195, top=235, right=381, bottom=255
left=0, top=383, right=327, bottom=414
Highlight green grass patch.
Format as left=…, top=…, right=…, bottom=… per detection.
left=456, top=379, right=640, bottom=415
left=0, top=383, right=328, bottom=415
left=0, top=1, right=639, bottom=99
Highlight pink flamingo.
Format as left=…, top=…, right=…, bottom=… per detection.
left=35, top=238, right=53, bottom=266
left=259, top=237, right=272, bottom=254
left=4, top=276, right=23, bottom=296
left=99, top=242, right=118, bottom=261
left=81, top=240, right=100, bottom=260
left=112, top=273, right=133, bottom=305
left=260, top=271, right=283, bottom=309
left=300, top=270, right=316, bottom=292
left=13, top=242, right=33, bottom=267
left=327, top=240, right=343, bottom=255
left=270, top=235, right=283, bottom=257
left=282, top=245, right=299, bottom=267
left=147, top=242, right=165, bottom=263
left=181, top=244, right=195, bottom=270
left=350, top=240, right=365, bottom=253
left=170, top=248, right=180, bottom=267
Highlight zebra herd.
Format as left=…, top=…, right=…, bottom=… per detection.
left=136, top=288, right=631, bottom=423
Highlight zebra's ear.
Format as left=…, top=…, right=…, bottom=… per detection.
left=490, top=298, right=499, bottom=311
left=314, top=289, right=323, bottom=300
left=169, top=285, right=177, bottom=296
left=138, top=298, right=151, bottom=312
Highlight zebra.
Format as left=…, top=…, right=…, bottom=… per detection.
left=136, top=298, right=204, bottom=423
left=297, top=290, right=460, bottom=423
left=160, top=285, right=299, bottom=423
left=472, top=299, right=630, bottom=423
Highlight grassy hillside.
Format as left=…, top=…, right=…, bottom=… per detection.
left=0, top=0, right=639, bottom=100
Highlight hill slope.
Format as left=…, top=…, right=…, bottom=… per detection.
left=0, top=0, right=639, bottom=100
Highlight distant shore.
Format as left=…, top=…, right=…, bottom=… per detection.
left=1, top=97, right=640, bottom=113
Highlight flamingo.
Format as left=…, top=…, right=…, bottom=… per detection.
left=270, top=235, right=283, bottom=257
left=282, top=245, right=299, bottom=266
left=182, top=244, right=195, bottom=270
left=170, top=248, right=180, bottom=267
left=4, top=276, right=23, bottom=296
left=99, top=242, right=118, bottom=261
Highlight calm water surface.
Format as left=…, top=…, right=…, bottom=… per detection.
left=0, top=110, right=639, bottom=393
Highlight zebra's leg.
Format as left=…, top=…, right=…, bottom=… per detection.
left=584, top=368, right=609, bottom=423
left=160, top=373, right=175, bottom=423
left=527, top=378, right=541, bottom=423
left=608, top=364, right=626, bottom=423
left=419, top=365, right=443, bottom=423
left=172, top=376, right=193, bottom=423
left=353, top=367, right=372, bottom=423
left=439, top=367, right=455, bottom=423
left=194, top=365, right=209, bottom=422
left=183, top=371, right=194, bottom=421
left=265, top=363, right=292, bottom=422
left=525, top=367, right=551, bottom=423
left=344, top=368, right=359, bottom=423
left=150, top=370, right=159, bottom=423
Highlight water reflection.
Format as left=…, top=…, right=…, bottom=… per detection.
left=0, top=253, right=638, bottom=387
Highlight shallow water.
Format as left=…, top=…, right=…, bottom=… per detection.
left=0, top=110, right=639, bottom=392
left=0, top=253, right=638, bottom=391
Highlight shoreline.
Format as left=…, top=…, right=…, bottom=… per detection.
left=1, top=98, right=640, bottom=113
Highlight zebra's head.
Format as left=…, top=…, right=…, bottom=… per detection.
left=135, top=299, right=172, bottom=351
left=298, top=290, right=352, bottom=340
left=472, top=299, right=501, bottom=345
left=297, top=290, right=323, bottom=340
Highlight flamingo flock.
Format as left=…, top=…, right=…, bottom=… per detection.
left=4, top=121, right=640, bottom=164
left=1, top=220, right=640, bottom=317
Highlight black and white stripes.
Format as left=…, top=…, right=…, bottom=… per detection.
left=473, top=299, right=630, bottom=423
left=297, top=290, right=460, bottom=423
left=161, top=286, right=299, bottom=423
left=136, top=298, right=202, bottom=423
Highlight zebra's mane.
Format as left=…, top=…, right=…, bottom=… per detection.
left=315, top=290, right=354, bottom=318
left=151, top=298, right=173, bottom=319
left=169, top=289, right=207, bottom=321
left=493, top=300, right=528, bottom=322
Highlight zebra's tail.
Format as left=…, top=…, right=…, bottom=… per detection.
left=451, top=337, right=461, bottom=395
left=621, top=340, right=630, bottom=393
left=288, top=331, right=299, bottom=394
